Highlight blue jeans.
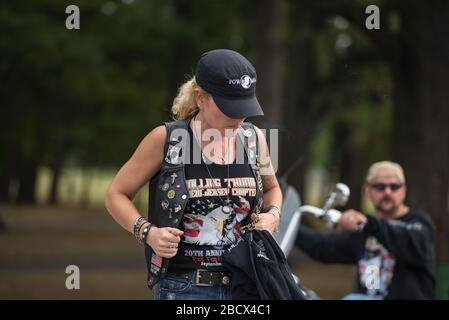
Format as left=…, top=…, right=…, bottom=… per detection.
left=153, top=273, right=233, bottom=300
left=343, top=293, right=383, bottom=300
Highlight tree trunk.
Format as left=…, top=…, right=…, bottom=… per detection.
left=334, top=122, right=366, bottom=211
left=0, top=172, right=10, bottom=202
left=16, top=155, right=38, bottom=204
left=79, top=168, right=90, bottom=208
left=0, top=145, right=18, bottom=203
left=254, top=0, right=285, bottom=127
left=48, top=160, right=63, bottom=205
left=391, top=2, right=449, bottom=298
left=167, top=0, right=195, bottom=118
left=280, top=6, right=323, bottom=202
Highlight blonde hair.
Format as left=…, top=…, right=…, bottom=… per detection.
left=366, top=161, right=406, bottom=184
left=171, top=76, right=209, bottom=120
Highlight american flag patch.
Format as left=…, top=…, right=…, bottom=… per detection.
left=151, top=254, right=162, bottom=268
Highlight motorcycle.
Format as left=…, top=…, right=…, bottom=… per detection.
left=273, top=178, right=351, bottom=299
left=274, top=181, right=350, bottom=257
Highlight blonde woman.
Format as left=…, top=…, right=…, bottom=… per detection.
left=105, top=49, right=282, bottom=300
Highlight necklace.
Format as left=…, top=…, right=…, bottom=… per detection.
left=192, top=115, right=233, bottom=215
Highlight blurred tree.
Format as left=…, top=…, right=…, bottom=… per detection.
left=253, top=0, right=286, bottom=127
left=388, top=1, right=449, bottom=298
left=278, top=1, right=324, bottom=200
left=329, top=52, right=392, bottom=210
left=1, top=1, right=172, bottom=204
left=0, top=0, right=260, bottom=205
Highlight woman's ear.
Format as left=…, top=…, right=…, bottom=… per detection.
left=194, top=90, right=204, bottom=109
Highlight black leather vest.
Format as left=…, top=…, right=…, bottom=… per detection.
left=145, top=117, right=264, bottom=288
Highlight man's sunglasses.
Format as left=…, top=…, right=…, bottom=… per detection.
left=369, top=183, right=403, bottom=192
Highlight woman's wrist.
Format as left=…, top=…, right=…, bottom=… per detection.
left=265, top=205, right=281, bottom=220
left=140, top=223, right=155, bottom=247
left=133, top=216, right=147, bottom=244
left=265, top=205, right=281, bottom=233
left=138, top=221, right=151, bottom=240
left=267, top=209, right=280, bottom=220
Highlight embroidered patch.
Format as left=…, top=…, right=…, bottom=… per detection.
left=151, top=254, right=162, bottom=268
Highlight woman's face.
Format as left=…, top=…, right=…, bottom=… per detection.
left=196, top=90, right=245, bottom=130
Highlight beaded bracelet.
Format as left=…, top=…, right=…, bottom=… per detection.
left=133, top=216, right=147, bottom=244
left=137, top=220, right=148, bottom=234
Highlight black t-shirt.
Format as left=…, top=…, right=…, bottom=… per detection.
left=168, top=127, right=257, bottom=272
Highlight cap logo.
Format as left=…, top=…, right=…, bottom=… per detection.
left=228, top=74, right=256, bottom=89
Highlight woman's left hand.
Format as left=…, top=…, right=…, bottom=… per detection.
left=253, top=210, right=280, bottom=233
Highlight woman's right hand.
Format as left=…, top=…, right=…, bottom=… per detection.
left=146, top=227, right=184, bottom=258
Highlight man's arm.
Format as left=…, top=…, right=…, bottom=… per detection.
left=363, top=213, right=435, bottom=268
left=295, top=225, right=362, bottom=264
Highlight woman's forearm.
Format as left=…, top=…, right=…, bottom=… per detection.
left=105, top=191, right=144, bottom=234
left=263, top=186, right=283, bottom=212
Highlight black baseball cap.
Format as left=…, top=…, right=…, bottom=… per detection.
left=195, top=49, right=264, bottom=119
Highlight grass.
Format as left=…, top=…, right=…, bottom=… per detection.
left=0, top=270, right=151, bottom=300
left=0, top=204, right=152, bottom=299
left=33, top=166, right=148, bottom=211
left=0, top=203, right=354, bottom=300
left=290, top=249, right=355, bottom=299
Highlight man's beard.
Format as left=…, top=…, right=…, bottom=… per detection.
left=375, top=197, right=399, bottom=216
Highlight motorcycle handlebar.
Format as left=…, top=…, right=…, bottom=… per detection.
left=298, top=205, right=366, bottom=230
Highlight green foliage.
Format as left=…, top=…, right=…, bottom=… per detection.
left=1, top=0, right=256, bottom=169
left=0, top=0, right=404, bottom=204
left=308, top=13, right=393, bottom=170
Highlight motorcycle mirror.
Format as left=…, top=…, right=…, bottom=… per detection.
left=320, top=182, right=350, bottom=228
left=334, top=182, right=350, bottom=207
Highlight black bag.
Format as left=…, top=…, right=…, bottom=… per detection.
left=223, top=229, right=305, bottom=300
